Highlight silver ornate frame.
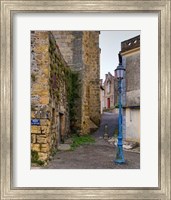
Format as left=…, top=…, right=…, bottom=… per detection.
left=0, top=1, right=170, bottom=199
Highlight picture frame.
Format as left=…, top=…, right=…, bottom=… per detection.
left=0, top=0, right=170, bottom=199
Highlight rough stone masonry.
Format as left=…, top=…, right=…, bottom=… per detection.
left=31, top=31, right=101, bottom=163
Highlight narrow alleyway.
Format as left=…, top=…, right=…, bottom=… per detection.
left=93, top=112, right=118, bottom=138
left=43, top=112, right=140, bottom=169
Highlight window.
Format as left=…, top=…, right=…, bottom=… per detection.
left=107, top=81, right=111, bottom=93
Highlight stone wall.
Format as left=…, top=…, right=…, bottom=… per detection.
left=82, top=31, right=101, bottom=133
left=52, top=31, right=83, bottom=133
left=51, top=31, right=101, bottom=134
left=31, top=31, right=101, bottom=162
left=121, top=35, right=140, bottom=53
left=31, top=31, right=51, bottom=161
left=48, top=32, right=71, bottom=146
left=52, top=31, right=83, bottom=71
left=125, top=52, right=140, bottom=107
left=125, top=53, right=140, bottom=92
left=120, top=35, right=140, bottom=107
left=31, top=31, right=71, bottom=163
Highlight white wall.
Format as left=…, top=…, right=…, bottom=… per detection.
left=125, top=108, right=140, bottom=142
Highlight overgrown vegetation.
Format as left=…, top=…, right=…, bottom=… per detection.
left=50, top=148, right=58, bottom=157
left=71, top=134, right=95, bottom=150
left=31, top=150, right=45, bottom=166
left=49, top=32, right=80, bottom=133
left=66, top=72, right=80, bottom=121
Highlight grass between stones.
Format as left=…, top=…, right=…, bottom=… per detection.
left=31, top=150, right=45, bottom=166
left=71, top=134, right=95, bottom=150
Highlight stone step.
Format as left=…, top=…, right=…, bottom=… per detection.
left=64, top=138, right=73, bottom=144
left=57, top=144, right=71, bottom=151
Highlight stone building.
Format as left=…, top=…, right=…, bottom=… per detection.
left=120, top=35, right=140, bottom=142
left=103, top=72, right=116, bottom=109
left=100, top=79, right=104, bottom=113
left=52, top=31, right=101, bottom=133
left=31, top=31, right=101, bottom=162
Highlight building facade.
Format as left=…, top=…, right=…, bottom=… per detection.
left=100, top=79, right=105, bottom=113
left=121, top=35, right=140, bottom=142
left=103, top=72, right=116, bottom=109
left=31, top=31, right=101, bottom=162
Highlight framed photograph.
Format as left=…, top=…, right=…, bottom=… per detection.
left=1, top=0, right=170, bottom=199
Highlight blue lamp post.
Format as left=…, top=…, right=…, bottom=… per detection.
left=114, top=54, right=125, bottom=164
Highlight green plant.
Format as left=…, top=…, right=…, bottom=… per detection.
left=66, top=72, right=80, bottom=121
left=48, top=33, right=80, bottom=132
left=31, top=150, right=45, bottom=166
left=71, top=134, right=95, bottom=150
left=51, top=148, right=58, bottom=157
left=31, top=150, right=39, bottom=162
left=36, top=160, right=45, bottom=166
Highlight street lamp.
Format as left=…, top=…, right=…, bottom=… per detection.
left=114, top=54, right=125, bottom=164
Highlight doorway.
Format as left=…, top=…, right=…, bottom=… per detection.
left=59, top=113, right=64, bottom=144
left=107, top=98, right=110, bottom=108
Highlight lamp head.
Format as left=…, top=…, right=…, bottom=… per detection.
left=115, top=64, right=125, bottom=79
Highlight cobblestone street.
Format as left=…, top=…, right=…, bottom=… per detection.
left=44, top=112, right=140, bottom=169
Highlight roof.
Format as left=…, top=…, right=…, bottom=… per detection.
left=121, top=35, right=140, bottom=53
left=104, top=72, right=115, bottom=84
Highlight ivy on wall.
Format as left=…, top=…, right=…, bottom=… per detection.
left=66, top=71, right=79, bottom=123
left=48, top=32, right=79, bottom=132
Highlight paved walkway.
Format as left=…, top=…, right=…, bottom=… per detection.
left=44, top=112, right=140, bottom=169
left=94, top=112, right=118, bottom=138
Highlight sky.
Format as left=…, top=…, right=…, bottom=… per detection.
left=99, top=31, right=140, bottom=81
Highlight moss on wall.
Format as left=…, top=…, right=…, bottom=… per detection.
left=48, top=32, right=79, bottom=133
left=66, top=71, right=79, bottom=132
